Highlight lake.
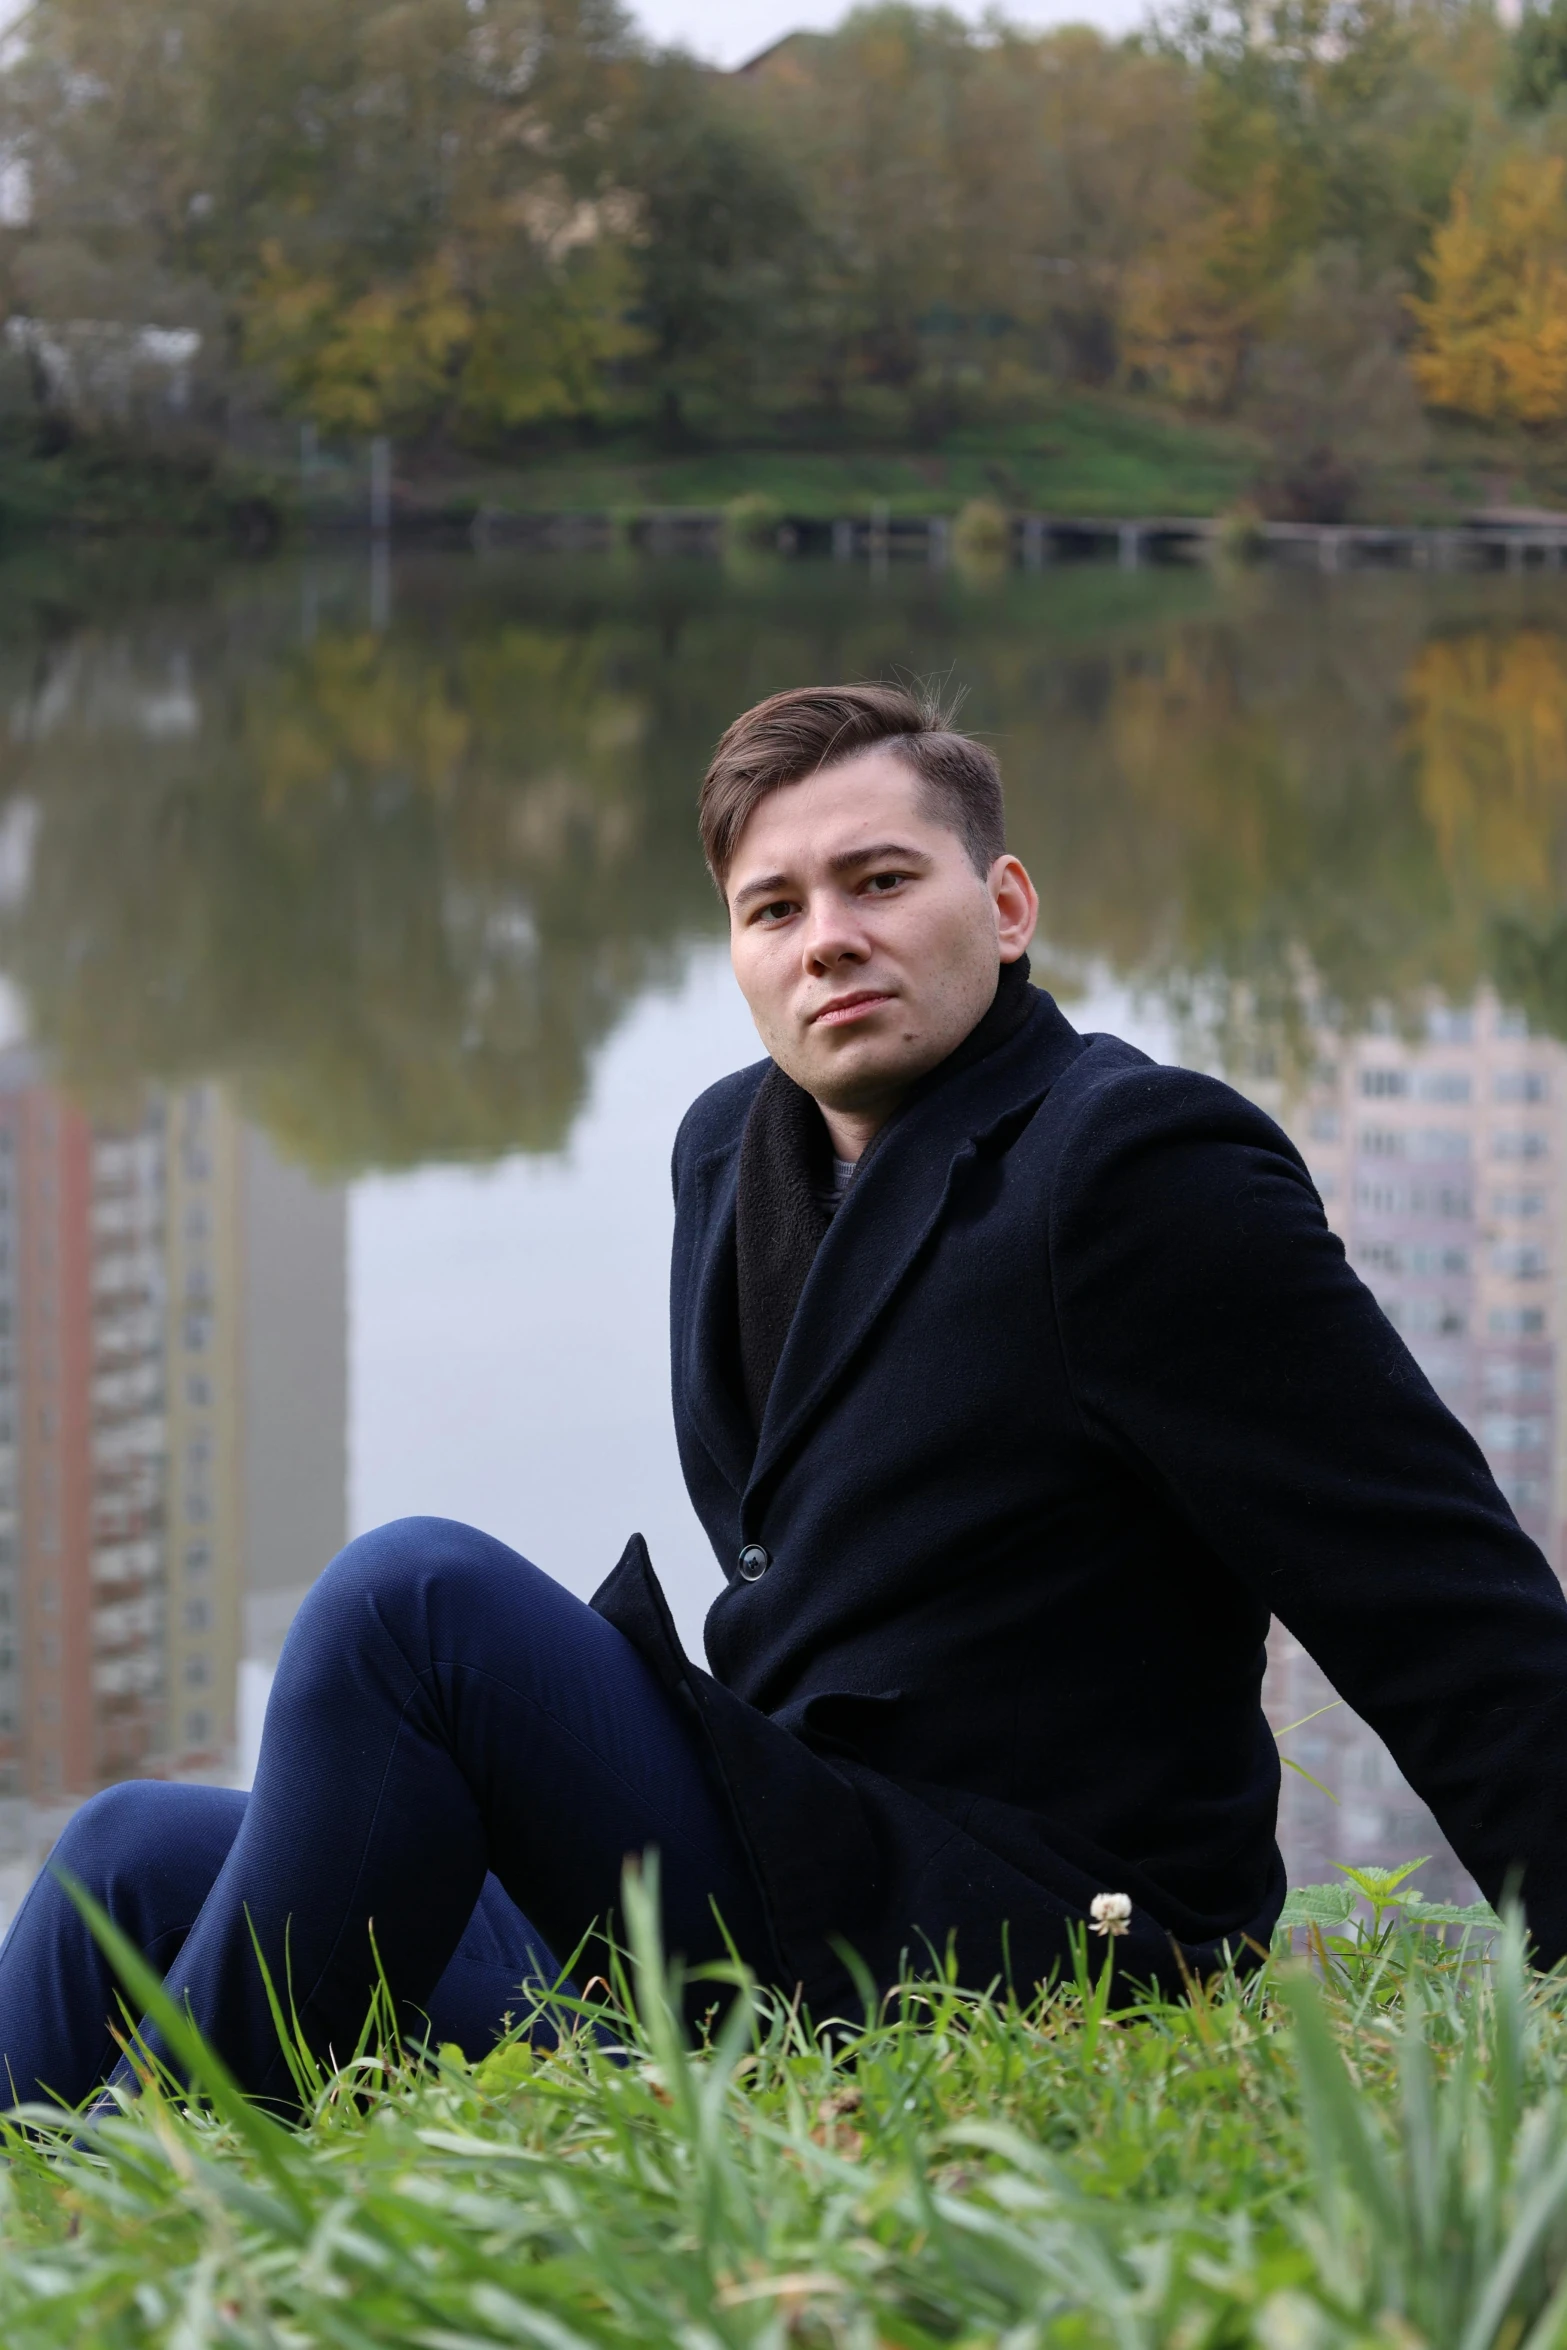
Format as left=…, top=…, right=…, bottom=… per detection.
left=0, top=536, right=1563, bottom=1926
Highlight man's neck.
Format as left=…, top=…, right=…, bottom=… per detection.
left=817, top=1097, right=897, bottom=1165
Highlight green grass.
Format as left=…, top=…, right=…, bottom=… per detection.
left=430, top=405, right=1567, bottom=526
left=15, top=391, right=1567, bottom=539
left=343, top=398, right=1264, bottom=522
left=17, top=388, right=1567, bottom=541
left=0, top=1858, right=1559, bottom=2347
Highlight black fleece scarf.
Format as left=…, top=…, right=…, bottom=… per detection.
left=734, top=954, right=1035, bottom=1434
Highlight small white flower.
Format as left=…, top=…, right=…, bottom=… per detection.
left=1089, top=1891, right=1132, bottom=1938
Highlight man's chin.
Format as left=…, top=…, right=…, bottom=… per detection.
left=794, top=1039, right=940, bottom=1113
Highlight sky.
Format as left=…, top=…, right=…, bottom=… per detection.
left=629, top=0, right=1147, bottom=71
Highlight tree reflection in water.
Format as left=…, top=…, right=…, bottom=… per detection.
left=0, top=554, right=1564, bottom=1167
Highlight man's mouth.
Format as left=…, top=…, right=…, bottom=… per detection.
left=810, top=990, right=895, bottom=1029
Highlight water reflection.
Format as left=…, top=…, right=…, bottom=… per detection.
left=0, top=550, right=1562, bottom=1917
left=1265, top=993, right=1567, bottom=1901
left=0, top=1064, right=344, bottom=1927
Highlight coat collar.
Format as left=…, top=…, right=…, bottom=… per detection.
left=683, top=987, right=1087, bottom=1509
left=681, top=1132, right=762, bottom=1498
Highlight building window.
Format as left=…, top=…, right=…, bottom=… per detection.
left=1360, top=1070, right=1409, bottom=1098
left=1491, top=1245, right=1548, bottom=1280
left=1489, top=1308, right=1546, bottom=1336
left=1416, top=1072, right=1471, bottom=1102
left=1494, top=1071, right=1547, bottom=1103
left=184, top=1653, right=210, bottom=1689
left=1414, top=1129, right=1470, bottom=1161
left=184, top=1544, right=211, bottom=1576
left=1481, top=1413, right=1550, bottom=1452
left=183, top=1596, right=210, bottom=1632
left=1492, top=1133, right=1549, bottom=1161
left=184, top=1708, right=211, bottom=1745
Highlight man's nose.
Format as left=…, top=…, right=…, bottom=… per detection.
left=800, top=893, right=870, bottom=972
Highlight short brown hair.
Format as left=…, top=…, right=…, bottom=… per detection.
left=699, top=682, right=1006, bottom=890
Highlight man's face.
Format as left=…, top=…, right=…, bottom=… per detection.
left=725, top=748, right=1039, bottom=1118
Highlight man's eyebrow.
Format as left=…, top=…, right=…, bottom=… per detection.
left=730, top=841, right=932, bottom=910
left=731, top=870, right=791, bottom=909
left=827, top=840, right=930, bottom=876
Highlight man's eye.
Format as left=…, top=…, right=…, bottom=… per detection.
left=755, top=900, right=795, bottom=924
left=863, top=871, right=906, bottom=894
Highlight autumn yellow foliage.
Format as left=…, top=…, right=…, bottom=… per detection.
left=1410, top=153, right=1567, bottom=425
left=1122, top=161, right=1291, bottom=410
left=242, top=235, right=646, bottom=440
left=1406, top=629, right=1567, bottom=904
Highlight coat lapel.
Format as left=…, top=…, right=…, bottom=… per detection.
left=746, top=990, right=1087, bottom=1497
left=679, top=1139, right=759, bottom=1497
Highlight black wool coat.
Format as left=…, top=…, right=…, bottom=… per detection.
left=591, top=986, right=1567, bottom=2007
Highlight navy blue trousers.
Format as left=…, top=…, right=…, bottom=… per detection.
left=0, top=1519, right=772, bottom=2109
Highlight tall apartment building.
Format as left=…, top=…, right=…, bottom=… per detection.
left=1265, top=991, right=1567, bottom=1892
left=0, top=1054, right=346, bottom=1829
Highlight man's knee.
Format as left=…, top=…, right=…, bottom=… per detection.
left=287, top=1516, right=541, bottom=1664
left=49, top=1781, right=178, bottom=1901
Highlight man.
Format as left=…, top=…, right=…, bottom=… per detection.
left=5, top=680, right=1567, bottom=2109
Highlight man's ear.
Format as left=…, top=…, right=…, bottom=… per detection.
left=992, top=855, right=1039, bottom=960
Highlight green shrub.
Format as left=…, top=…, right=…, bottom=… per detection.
left=952, top=494, right=1013, bottom=561
left=722, top=491, right=785, bottom=550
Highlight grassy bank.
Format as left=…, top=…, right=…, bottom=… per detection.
left=401, top=399, right=1264, bottom=523
left=0, top=1862, right=1552, bottom=2348
left=5, top=395, right=1567, bottom=543
left=343, top=400, right=1567, bottom=530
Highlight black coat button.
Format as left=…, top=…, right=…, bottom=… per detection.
left=737, top=1543, right=771, bottom=1582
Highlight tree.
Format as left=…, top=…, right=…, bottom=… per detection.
left=1245, top=245, right=1426, bottom=520
left=1409, top=150, right=1567, bottom=425
left=620, top=57, right=814, bottom=441
left=1124, top=0, right=1482, bottom=409
left=1510, top=0, right=1567, bottom=113
left=0, top=0, right=649, bottom=448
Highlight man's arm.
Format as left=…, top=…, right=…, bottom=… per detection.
left=1050, top=1058, right=1567, bottom=1956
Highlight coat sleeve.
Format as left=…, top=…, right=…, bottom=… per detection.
left=1048, top=1059, right=1567, bottom=1955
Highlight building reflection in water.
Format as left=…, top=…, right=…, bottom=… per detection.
left=1266, top=988, right=1567, bottom=1900
left=0, top=1057, right=345, bottom=1928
